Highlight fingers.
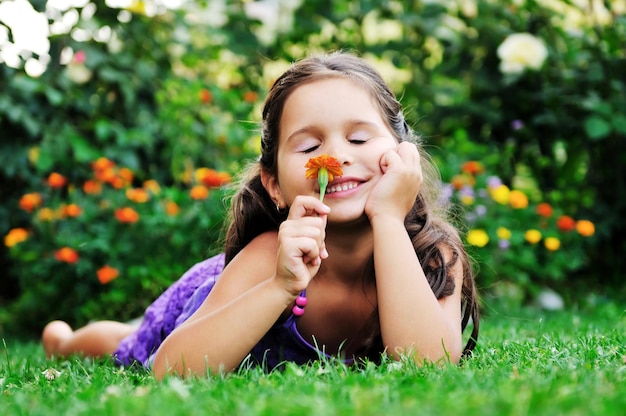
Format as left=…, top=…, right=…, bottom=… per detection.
left=287, top=195, right=330, bottom=220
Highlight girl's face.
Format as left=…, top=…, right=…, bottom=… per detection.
left=268, top=77, right=398, bottom=223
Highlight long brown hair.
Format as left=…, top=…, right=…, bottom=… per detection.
left=224, top=52, right=479, bottom=357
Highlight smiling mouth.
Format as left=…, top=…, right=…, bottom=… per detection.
left=325, top=181, right=360, bottom=194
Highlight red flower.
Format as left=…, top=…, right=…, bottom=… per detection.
left=556, top=215, right=576, bottom=232
left=536, top=202, right=553, bottom=218
left=54, top=247, right=79, bottom=263
left=114, top=207, right=140, bottom=223
left=97, top=265, right=119, bottom=284
left=461, top=161, right=484, bottom=175
left=198, top=168, right=231, bottom=188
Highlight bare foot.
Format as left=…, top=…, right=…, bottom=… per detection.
left=42, top=320, right=73, bottom=358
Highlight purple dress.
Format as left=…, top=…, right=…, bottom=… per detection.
left=113, top=253, right=335, bottom=371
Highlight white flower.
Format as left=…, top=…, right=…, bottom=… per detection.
left=41, top=368, right=62, bottom=381
left=497, top=33, right=548, bottom=74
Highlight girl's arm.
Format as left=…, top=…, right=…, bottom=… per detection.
left=152, top=197, right=329, bottom=379
left=366, top=143, right=463, bottom=364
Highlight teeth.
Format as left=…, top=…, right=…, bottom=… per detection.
left=326, top=182, right=358, bottom=194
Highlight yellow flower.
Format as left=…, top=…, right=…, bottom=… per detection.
left=497, top=227, right=512, bottom=240
left=509, top=190, right=529, bottom=209
left=460, top=195, right=475, bottom=205
left=37, top=207, right=56, bottom=221
left=525, top=229, right=542, bottom=244
left=490, top=184, right=510, bottom=205
left=544, top=237, right=561, bottom=251
left=467, top=229, right=489, bottom=247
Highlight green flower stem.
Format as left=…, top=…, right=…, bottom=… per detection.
left=318, top=168, right=329, bottom=201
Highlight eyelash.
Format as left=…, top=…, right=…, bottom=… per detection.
left=300, top=137, right=368, bottom=153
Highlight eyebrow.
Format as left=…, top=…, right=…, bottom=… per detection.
left=285, top=120, right=382, bottom=143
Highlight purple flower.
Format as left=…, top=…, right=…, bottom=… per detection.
left=459, top=185, right=475, bottom=198
left=487, top=176, right=502, bottom=189
left=475, top=205, right=487, bottom=216
left=498, top=239, right=510, bottom=250
left=511, top=119, right=524, bottom=130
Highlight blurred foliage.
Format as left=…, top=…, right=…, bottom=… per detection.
left=1, top=0, right=624, bottom=335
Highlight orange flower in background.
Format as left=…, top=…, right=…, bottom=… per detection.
left=47, top=172, right=67, bottom=188
left=243, top=91, right=258, bottom=103
left=4, top=228, right=28, bottom=247
left=544, top=237, right=561, bottom=251
left=95, top=167, right=116, bottom=184
left=305, top=154, right=343, bottom=201
left=461, top=161, right=484, bottom=175
left=92, top=157, right=115, bottom=172
left=126, top=188, right=150, bottom=203
left=19, top=192, right=43, bottom=212
left=576, top=220, right=595, bottom=237
left=190, top=185, right=209, bottom=200
left=37, top=207, right=56, bottom=221
left=557, top=215, right=576, bottom=232
left=199, top=88, right=212, bottom=104
left=118, top=168, right=134, bottom=186
left=196, top=168, right=232, bottom=188
left=97, top=265, right=119, bottom=284
left=536, top=202, right=553, bottom=218
left=165, top=201, right=179, bottom=216
left=114, top=207, right=140, bottom=223
left=509, top=190, right=529, bottom=209
left=54, top=247, right=79, bottom=263
left=62, top=203, right=83, bottom=218
left=143, top=179, right=161, bottom=194
left=83, top=180, right=102, bottom=195
left=451, top=174, right=475, bottom=190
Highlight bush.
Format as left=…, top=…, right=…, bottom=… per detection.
left=2, top=157, right=231, bottom=334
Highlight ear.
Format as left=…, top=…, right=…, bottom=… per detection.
left=260, top=169, right=285, bottom=208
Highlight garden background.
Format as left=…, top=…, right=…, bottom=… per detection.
left=1, top=0, right=624, bottom=337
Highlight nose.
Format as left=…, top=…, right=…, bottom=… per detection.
left=325, top=138, right=353, bottom=166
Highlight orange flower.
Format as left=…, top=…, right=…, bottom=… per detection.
left=118, top=168, right=134, bottom=186
left=190, top=185, right=209, bottom=200
left=126, top=188, right=150, bottom=203
left=37, top=207, right=56, bottom=221
left=576, top=220, right=595, bottom=237
left=461, top=161, right=484, bottom=175
left=19, top=192, right=43, bottom=212
left=556, top=215, right=576, bottom=232
left=97, top=265, right=119, bottom=284
left=199, top=88, right=212, bottom=104
left=62, top=203, right=83, bottom=218
left=54, top=247, right=79, bottom=263
left=536, top=202, right=553, bottom=218
left=165, top=201, right=179, bottom=216
left=83, top=180, right=102, bottom=195
left=451, top=174, right=475, bottom=190
left=243, top=91, right=258, bottom=103
left=196, top=168, right=231, bottom=188
left=4, top=228, right=28, bottom=247
left=114, top=207, right=140, bottom=223
left=305, top=154, right=343, bottom=201
left=92, top=157, right=115, bottom=172
left=509, top=190, right=529, bottom=209
left=143, top=179, right=161, bottom=194
left=47, top=172, right=67, bottom=188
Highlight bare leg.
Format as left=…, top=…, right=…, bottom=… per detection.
left=42, top=320, right=137, bottom=359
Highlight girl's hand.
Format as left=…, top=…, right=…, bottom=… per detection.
left=275, top=195, right=330, bottom=296
left=365, top=142, right=423, bottom=222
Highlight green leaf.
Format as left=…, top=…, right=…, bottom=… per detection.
left=69, top=135, right=100, bottom=162
left=611, top=114, right=626, bottom=135
left=584, top=116, right=611, bottom=140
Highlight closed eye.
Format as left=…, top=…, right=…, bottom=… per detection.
left=302, top=145, right=320, bottom=154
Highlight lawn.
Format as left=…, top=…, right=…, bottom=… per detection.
left=1, top=301, right=624, bottom=416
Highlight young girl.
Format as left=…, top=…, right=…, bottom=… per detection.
left=42, top=52, right=480, bottom=378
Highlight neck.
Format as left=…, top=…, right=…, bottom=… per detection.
left=320, top=225, right=374, bottom=285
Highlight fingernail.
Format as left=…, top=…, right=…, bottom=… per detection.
left=321, top=248, right=329, bottom=259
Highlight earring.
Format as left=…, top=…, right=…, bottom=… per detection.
left=276, top=203, right=287, bottom=214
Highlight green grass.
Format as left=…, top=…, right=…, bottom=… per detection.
left=2, top=302, right=624, bottom=416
